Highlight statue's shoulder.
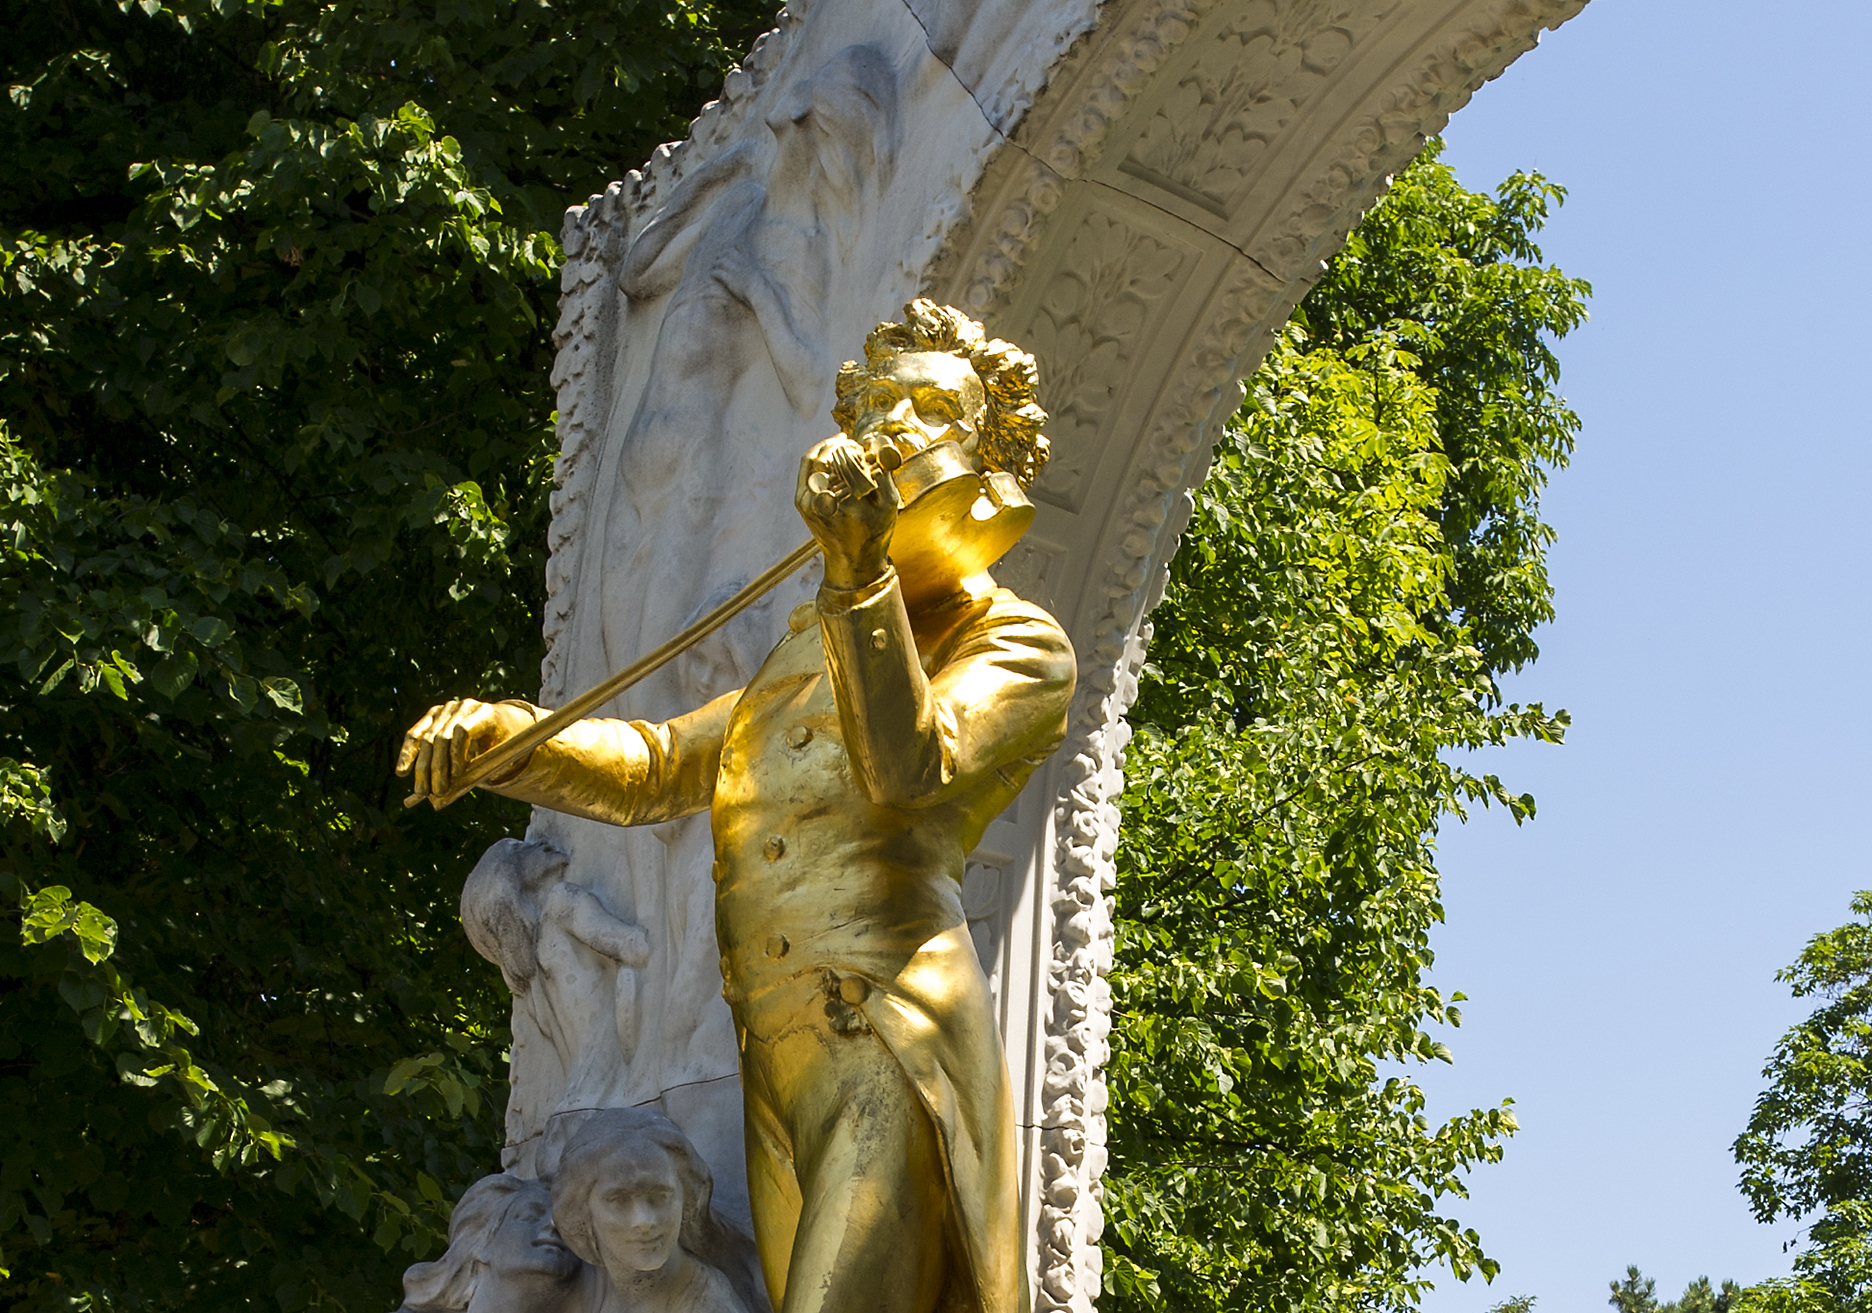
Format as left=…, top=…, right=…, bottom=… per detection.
left=679, top=1258, right=750, bottom=1313
left=931, top=587, right=1075, bottom=695
left=979, top=585, right=1071, bottom=645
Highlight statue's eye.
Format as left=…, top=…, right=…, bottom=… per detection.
left=912, top=389, right=960, bottom=424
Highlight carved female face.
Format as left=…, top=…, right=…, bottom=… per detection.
left=587, top=1139, right=685, bottom=1278
left=466, top=1188, right=582, bottom=1313
left=844, top=350, right=987, bottom=464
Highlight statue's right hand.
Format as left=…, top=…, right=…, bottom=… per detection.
left=396, top=698, right=538, bottom=801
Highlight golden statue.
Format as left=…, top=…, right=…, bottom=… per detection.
left=399, top=301, right=1075, bottom=1313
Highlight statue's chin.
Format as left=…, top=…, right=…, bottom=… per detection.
left=475, top=1266, right=577, bottom=1313
left=604, top=1243, right=681, bottom=1282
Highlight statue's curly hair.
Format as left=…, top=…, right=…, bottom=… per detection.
left=831, top=299, right=1050, bottom=489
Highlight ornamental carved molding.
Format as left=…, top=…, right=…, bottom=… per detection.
left=1025, top=212, right=1188, bottom=512
left=1118, top=0, right=1403, bottom=215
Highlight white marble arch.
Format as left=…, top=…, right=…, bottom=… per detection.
left=527, top=1, right=1589, bottom=1310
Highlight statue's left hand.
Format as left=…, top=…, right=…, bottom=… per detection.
left=797, top=435, right=899, bottom=590
left=397, top=698, right=537, bottom=801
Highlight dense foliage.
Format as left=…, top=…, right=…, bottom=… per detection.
left=1101, top=145, right=1588, bottom=1313
left=1729, top=893, right=1872, bottom=1313
left=0, top=2, right=771, bottom=1309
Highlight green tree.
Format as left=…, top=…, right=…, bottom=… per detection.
left=1613, top=1267, right=1663, bottom=1313
left=1730, top=893, right=1872, bottom=1313
left=1678, top=1276, right=1749, bottom=1313
left=1099, top=144, right=1586, bottom=1313
left=0, top=2, right=770, bottom=1310
left=1610, top=1266, right=1744, bottom=1313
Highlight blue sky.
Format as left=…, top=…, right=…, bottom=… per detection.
left=1413, top=1, right=1872, bottom=1308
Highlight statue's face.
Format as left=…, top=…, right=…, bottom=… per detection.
left=845, top=351, right=986, bottom=464
left=474, top=1190, right=581, bottom=1310
left=589, top=1141, right=684, bottom=1278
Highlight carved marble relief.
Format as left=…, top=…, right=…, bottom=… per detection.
left=397, top=1114, right=765, bottom=1313
left=1025, top=213, right=1185, bottom=511
left=601, top=41, right=902, bottom=706
left=398, top=1175, right=583, bottom=1313
left=1118, top=0, right=1397, bottom=213
left=962, top=860, right=1007, bottom=982
left=461, top=840, right=650, bottom=1152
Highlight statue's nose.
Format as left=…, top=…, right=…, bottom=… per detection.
left=863, top=399, right=920, bottom=436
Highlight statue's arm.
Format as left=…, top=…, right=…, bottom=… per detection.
left=484, top=689, right=738, bottom=827
left=619, top=142, right=762, bottom=300
left=731, top=263, right=824, bottom=417
left=819, top=574, right=1075, bottom=809
left=542, top=882, right=651, bottom=968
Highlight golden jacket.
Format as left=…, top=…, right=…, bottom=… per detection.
left=492, top=570, right=1076, bottom=1313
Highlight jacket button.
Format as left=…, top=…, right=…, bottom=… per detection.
left=870, top=627, right=889, bottom=651
left=838, top=976, right=870, bottom=1005
left=766, top=934, right=790, bottom=959
left=786, top=724, right=812, bottom=749
left=763, top=835, right=786, bottom=861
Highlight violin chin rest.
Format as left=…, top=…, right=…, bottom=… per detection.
left=888, top=441, right=1033, bottom=607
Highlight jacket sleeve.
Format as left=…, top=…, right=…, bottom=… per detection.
left=818, top=569, right=1075, bottom=810
left=484, top=689, right=737, bottom=827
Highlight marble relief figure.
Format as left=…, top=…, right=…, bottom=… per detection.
left=551, top=1110, right=763, bottom=1313
left=397, top=1176, right=582, bottom=1313
left=604, top=40, right=903, bottom=700
left=514, top=43, right=908, bottom=1213
left=459, top=839, right=650, bottom=1143
left=396, top=1113, right=761, bottom=1313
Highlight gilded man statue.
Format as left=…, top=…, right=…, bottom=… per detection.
left=399, top=302, right=1074, bottom=1313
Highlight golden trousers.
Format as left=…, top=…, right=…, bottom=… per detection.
left=738, top=970, right=958, bottom=1313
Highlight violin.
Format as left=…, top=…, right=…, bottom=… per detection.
left=405, top=438, right=1032, bottom=810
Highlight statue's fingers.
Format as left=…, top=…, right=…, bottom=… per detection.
left=421, top=700, right=467, bottom=795
left=410, top=737, right=436, bottom=795
left=438, top=701, right=482, bottom=793
left=425, top=732, right=453, bottom=796
left=828, top=442, right=873, bottom=495
left=798, top=446, right=835, bottom=510
left=869, top=437, right=904, bottom=472
left=399, top=704, right=448, bottom=779
left=449, top=720, right=472, bottom=784
left=396, top=710, right=432, bottom=776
